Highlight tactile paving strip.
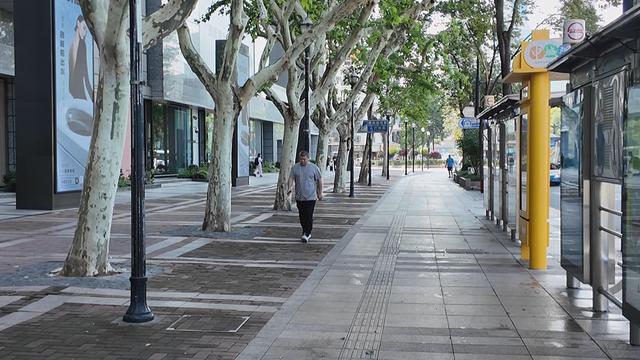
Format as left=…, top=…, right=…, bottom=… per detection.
left=338, top=209, right=406, bottom=359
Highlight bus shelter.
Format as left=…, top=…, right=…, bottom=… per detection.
left=548, top=5, right=640, bottom=345
left=478, top=95, right=520, bottom=240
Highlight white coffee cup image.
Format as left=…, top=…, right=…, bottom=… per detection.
left=66, top=100, right=94, bottom=136
left=57, top=99, right=93, bottom=166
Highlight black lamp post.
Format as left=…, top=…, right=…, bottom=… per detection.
left=426, top=130, right=431, bottom=169
left=385, top=113, right=391, bottom=181
left=297, top=17, right=313, bottom=155
left=349, top=70, right=359, bottom=198
left=404, top=119, right=408, bottom=176
left=124, top=0, right=153, bottom=323
left=411, top=122, right=416, bottom=173
left=421, top=127, right=425, bottom=172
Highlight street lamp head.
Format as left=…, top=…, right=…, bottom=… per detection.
left=349, top=71, right=359, bottom=87
left=411, top=122, right=416, bottom=129
left=421, top=127, right=425, bottom=133
left=300, top=17, right=313, bottom=32
left=427, top=131, right=431, bottom=136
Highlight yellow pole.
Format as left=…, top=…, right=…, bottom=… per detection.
left=528, top=71, right=550, bottom=270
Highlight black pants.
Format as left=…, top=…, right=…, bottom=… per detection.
left=296, top=200, right=316, bottom=236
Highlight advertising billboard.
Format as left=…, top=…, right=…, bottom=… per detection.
left=54, top=0, right=94, bottom=192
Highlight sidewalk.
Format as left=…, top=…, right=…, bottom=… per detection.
left=0, top=168, right=395, bottom=359
left=238, top=169, right=640, bottom=360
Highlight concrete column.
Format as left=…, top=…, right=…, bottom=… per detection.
left=528, top=72, right=550, bottom=270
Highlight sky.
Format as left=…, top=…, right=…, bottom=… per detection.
left=428, top=1, right=624, bottom=38
left=520, top=0, right=622, bottom=39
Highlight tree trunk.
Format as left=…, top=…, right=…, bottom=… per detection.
left=333, top=125, right=348, bottom=193
left=498, top=31, right=512, bottom=95
left=61, top=44, right=129, bottom=277
left=358, top=133, right=371, bottom=184
left=316, top=126, right=330, bottom=176
left=273, top=120, right=300, bottom=210
left=202, top=97, right=235, bottom=231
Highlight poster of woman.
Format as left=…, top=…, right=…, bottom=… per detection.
left=54, top=0, right=94, bottom=192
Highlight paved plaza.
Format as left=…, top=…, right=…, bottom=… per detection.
left=0, top=169, right=639, bottom=359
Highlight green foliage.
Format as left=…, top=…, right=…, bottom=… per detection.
left=456, top=129, right=481, bottom=173
left=2, top=170, right=15, bottom=192
left=178, top=165, right=209, bottom=180
left=388, top=144, right=400, bottom=157
left=551, top=0, right=620, bottom=34
left=118, top=169, right=156, bottom=188
left=456, top=168, right=482, bottom=181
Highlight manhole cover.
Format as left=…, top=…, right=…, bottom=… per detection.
left=167, top=314, right=249, bottom=333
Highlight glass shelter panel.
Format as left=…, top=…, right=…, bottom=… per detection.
left=593, top=71, right=625, bottom=183
left=623, top=86, right=640, bottom=322
left=483, top=127, right=491, bottom=211
left=506, top=118, right=517, bottom=229
left=520, top=114, right=528, bottom=213
left=492, top=124, right=501, bottom=220
left=561, top=89, right=586, bottom=281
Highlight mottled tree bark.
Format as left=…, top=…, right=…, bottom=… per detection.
left=61, top=0, right=198, bottom=276
left=62, top=40, right=129, bottom=277
left=333, top=124, right=349, bottom=193
left=358, top=133, right=371, bottom=184
left=273, top=121, right=299, bottom=210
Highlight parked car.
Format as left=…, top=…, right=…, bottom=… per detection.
left=550, top=163, right=561, bottom=185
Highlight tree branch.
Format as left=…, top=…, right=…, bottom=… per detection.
left=220, top=0, right=248, bottom=84
left=142, top=0, right=198, bottom=50
left=239, top=0, right=369, bottom=106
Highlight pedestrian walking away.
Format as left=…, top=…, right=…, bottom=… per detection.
left=446, top=154, right=455, bottom=178
left=254, top=153, right=263, bottom=177
left=288, top=151, right=323, bottom=243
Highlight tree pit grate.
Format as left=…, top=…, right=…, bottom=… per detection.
left=166, top=314, right=249, bottom=333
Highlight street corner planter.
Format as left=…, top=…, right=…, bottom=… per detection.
left=460, top=176, right=480, bottom=191
left=190, top=178, right=208, bottom=183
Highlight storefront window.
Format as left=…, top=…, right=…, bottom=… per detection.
left=151, top=103, right=168, bottom=173
left=0, top=9, right=14, bottom=76
left=249, top=119, right=263, bottom=159
left=148, top=103, right=193, bottom=174
left=171, top=106, right=192, bottom=171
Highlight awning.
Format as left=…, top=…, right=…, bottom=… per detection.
left=548, top=5, right=640, bottom=73
left=477, top=95, right=520, bottom=121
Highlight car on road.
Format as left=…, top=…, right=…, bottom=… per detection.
left=550, top=163, right=561, bottom=186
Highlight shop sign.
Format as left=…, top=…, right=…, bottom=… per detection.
left=524, top=39, right=571, bottom=69
left=563, top=19, right=586, bottom=44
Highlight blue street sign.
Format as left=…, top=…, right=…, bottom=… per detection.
left=458, top=117, right=480, bottom=129
left=363, top=120, right=389, bottom=133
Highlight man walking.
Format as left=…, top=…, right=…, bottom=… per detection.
left=288, top=151, right=323, bottom=243
left=446, top=154, right=455, bottom=178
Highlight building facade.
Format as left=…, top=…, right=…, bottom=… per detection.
left=4, top=0, right=289, bottom=207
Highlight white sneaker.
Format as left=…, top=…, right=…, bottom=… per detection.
left=305, top=234, right=311, bottom=242
left=301, top=234, right=308, bottom=243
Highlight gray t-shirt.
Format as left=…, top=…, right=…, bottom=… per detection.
left=290, top=162, right=321, bottom=201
